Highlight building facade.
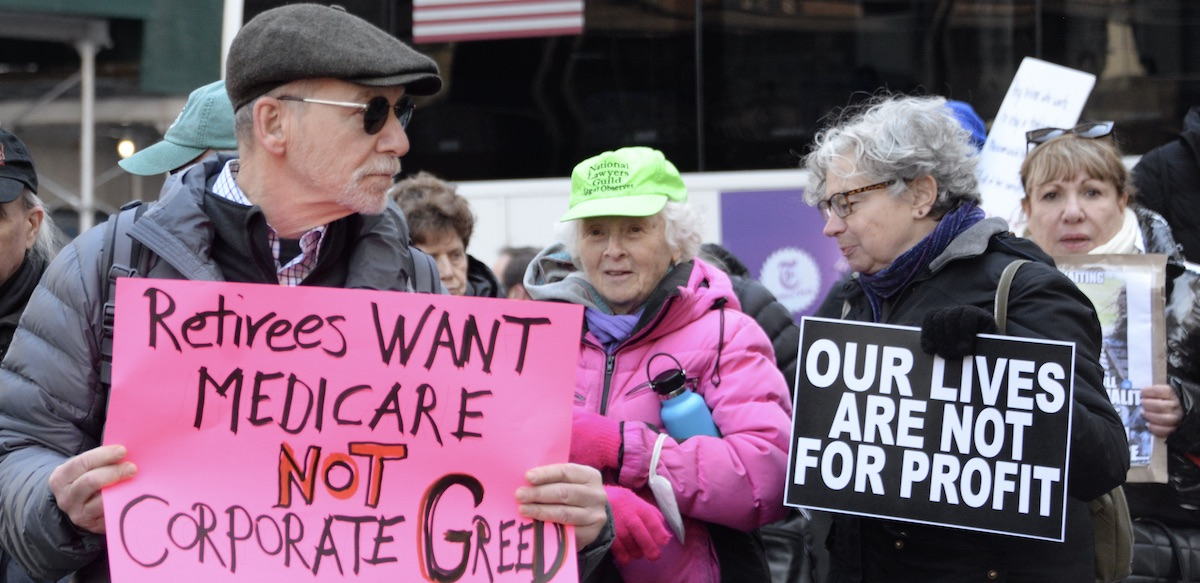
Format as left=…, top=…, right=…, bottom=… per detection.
left=0, top=0, right=1194, bottom=233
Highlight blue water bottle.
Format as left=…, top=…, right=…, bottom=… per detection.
left=649, top=354, right=720, bottom=440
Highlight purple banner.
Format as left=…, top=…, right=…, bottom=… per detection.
left=720, top=189, right=846, bottom=319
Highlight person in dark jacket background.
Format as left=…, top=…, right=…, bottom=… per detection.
left=697, top=242, right=827, bottom=583
left=1132, top=106, right=1200, bottom=262
left=1020, top=126, right=1200, bottom=563
left=0, top=128, right=66, bottom=583
left=0, top=129, right=64, bottom=362
left=391, top=171, right=502, bottom=297
left=804, top=94, right=1128, bottom=582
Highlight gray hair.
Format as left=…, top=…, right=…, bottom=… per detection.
left=233, top=79, right=321, bottom=148
left=556, top=201, right=702, bottom=269
left=233, top=102, right=255, bottom=146
left=8, top=190, right=65, bottom=264
left=803, top=94, right=981, bottom=218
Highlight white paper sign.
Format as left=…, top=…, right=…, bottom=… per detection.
left=978, top=58, right=1096, bottom=230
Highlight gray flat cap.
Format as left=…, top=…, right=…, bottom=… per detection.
left=226, top=4, right=442, bottom=111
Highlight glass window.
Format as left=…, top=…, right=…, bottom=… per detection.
left=243, top=0, right=1200, bottom=180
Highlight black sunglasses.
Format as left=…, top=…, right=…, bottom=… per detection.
left=276, top=95, right=415, bottom=135
left=1025, top=121, right=1114, bottom=152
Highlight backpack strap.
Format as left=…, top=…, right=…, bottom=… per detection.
left=99, top=201, right=149, bottom=389
left=409, top=247, right=441, bottom=293
left=993, top=259, right=1029, bottom=335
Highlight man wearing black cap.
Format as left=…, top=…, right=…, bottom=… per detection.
left=0, top=128, right=63, bottom=361
left=0, top=5, right=609, bottom=582
left=0, top=129, right=65, bottom=583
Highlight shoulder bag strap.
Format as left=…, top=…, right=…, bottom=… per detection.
left=994, top=259, right=1030, bottom=334
left=100, top=202, right=148, bottom=388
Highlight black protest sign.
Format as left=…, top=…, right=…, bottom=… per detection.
left=786, top=317, right=1075, bottom=541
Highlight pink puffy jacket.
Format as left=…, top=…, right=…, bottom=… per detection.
left=561, top=257, right=793, bottom=582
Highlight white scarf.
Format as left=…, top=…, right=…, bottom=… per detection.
left=1088, top=207, right=1143, bottom=255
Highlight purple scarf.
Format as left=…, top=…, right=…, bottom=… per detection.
left=585, top=307, right=645, bottom=353
left=859, top=203, right=985, bottom=321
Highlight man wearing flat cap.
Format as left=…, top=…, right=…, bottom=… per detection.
left=0, top=5, right=609, bottom=581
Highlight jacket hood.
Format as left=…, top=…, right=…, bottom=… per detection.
left=928, top=216, right=1011, bottom=272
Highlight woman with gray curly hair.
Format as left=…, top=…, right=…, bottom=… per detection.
left=805, top=95, right=1128, bottom=582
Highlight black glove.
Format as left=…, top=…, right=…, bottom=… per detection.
left=920, top=305, right=998, bottom=359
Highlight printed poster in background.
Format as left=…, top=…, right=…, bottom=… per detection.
left=721, top=189, right=845, bottom=320
left=103, top=279, right=583, bottom=582
left=786, top=318, right=1076, bottom=541
left=1055, top=254, right=1169, bottom=483
left=978, top=57, right=1096, bottom=230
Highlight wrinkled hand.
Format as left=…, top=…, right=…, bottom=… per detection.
left=569, top=409, right=622, bottom=471
left=48, top=445, right=137, bottom=534
left=604, top=485, right=670, bottom=565
left=1142, top=384, right=1184, bottom=438
left=920, top=305, right=998, bottom=359
left=517, top=463, right=609, bottom=548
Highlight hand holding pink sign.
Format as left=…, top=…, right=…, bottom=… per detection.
left=103, top=279, right=584, bottom=582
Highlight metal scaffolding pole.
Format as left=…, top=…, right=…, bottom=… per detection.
left=221, top=0, right=245, bottom=78
left=0, top=11, right=109, bottom=231
left=77, top=37, right=97, bottom=233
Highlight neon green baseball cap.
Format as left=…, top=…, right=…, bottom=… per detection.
left=560, top=146, right=687, bottom=221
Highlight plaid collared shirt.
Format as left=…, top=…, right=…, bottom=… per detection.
left=211, top=160, right=327, bottom=286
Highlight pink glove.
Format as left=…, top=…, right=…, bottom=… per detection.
left=604, top=485, right=671, bottom=565
left=570, top=409, right=623, bottom=471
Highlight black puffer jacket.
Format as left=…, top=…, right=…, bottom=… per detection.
left=828, top=218, right=1128, bottom=583
left=1132, top=106, right=1200, bottom=262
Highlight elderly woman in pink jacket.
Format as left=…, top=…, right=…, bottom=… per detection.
left=524, top=146, right=793, bottom=583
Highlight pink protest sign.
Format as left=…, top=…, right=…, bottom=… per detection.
left=103, top=279, right=583, bottom=582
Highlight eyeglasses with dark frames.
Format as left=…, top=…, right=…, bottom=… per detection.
left=1025, top=121, right=1114, bottom=152
left=817, top=179, right=896, bottom=220
left=276, top=95, right=415, bottom=135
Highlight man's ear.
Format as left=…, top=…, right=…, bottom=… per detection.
left=252, top=97, right=288, bottom=156
left=23, top=203, right=43, bottom=250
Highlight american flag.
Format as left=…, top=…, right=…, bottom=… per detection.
left=413, top=0, right=584, bottom=44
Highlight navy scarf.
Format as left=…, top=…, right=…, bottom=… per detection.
left=859, top=203, right=985, bottom=321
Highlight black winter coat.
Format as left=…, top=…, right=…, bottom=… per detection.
left=828, top=219, right=1129, bottom=583
left=1132, top=106, right=1200, bottom=262
left=466, top=254, right=503, bottom=298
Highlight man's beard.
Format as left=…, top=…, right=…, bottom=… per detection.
left=338, top=158, right=401, bottom=215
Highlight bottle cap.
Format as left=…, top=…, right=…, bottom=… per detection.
left=651, top=368, right=687, bottom=399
